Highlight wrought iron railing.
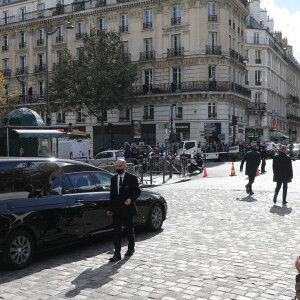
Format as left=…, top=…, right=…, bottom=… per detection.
left=139, top=50, right=155, bottom=61
left=16, top=67, right=28, bottom=75
left=143, top=22, right=152, bottom=29
left=208, top=15, right=218, bottom=22
left=167, top=47, right=184, bottom=58
left=246, top=103, right=266, bottom=110
left=171, top=17, right=181, bottom=25
left=206, top=45, right=221, bottom=55
left=34, top=64, right=47, bottom=73
left=134, top=81, right=251, bottom=98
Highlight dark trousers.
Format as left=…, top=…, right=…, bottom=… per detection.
left=275, top=181, right=288, bottom=202
left=247, top=175, right=255, bottom=192
left=113, top=213, right=135, bottom=255
left=261, top=159, right=266, bottom=172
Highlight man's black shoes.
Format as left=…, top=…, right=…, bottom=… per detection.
left=249, top=191, right=254, bottom=196
left=245, top=185, right=250, bottom=194
left=109, top=254, right=121, bottom=262
left=125, top=249, right=135, bottom=256
left=283, top=201, right=288, bottom=205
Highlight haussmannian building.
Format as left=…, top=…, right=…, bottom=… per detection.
left=0, top=0, right=251, bottom=154
left=245, top=0, right=300, bottom=142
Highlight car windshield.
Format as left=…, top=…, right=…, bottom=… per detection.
left=116, top=151, right=125, bottom=158
left=266, top=143, right=274, bottom=150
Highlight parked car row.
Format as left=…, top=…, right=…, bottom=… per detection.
left=0, top=158, right=167, bottom=269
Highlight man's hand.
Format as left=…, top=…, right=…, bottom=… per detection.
left=125, top=198, right=131, bottom=205
left=107, top=211, right=113, bottom=216
left=296, top=257, right=300, bottom=273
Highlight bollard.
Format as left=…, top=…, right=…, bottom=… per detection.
left=169, top=157, right=173, bottom=179
left=162, top=157, right=166, bottom=183
left=150, top=157, right=153, bottom=185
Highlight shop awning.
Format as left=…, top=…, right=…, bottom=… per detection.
left=270, top=131, right=289, bottom=140
left=15, top=129, right=64, bottom=138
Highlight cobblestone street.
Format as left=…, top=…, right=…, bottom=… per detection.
left=0, top=159, right=299, bottom=299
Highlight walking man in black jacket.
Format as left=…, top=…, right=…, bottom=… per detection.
left=240, top=144, right=261, bottom=195
left=273, top=145, right=293, bottom=205
left=107, top=159, right=141, bottom=262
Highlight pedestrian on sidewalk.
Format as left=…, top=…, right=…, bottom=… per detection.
left=240, top=143, right=261, bottom=195
left=107, top=159, right=141, bottom=262
left=272, top=145, right=293, bottom=205
left=259, top=142, right=267, bottom=173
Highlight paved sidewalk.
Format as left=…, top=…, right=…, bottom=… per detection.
left=0, top=159, right=299, bottom=299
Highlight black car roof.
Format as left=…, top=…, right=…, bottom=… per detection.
left=0, top=158, right=111, bottom=174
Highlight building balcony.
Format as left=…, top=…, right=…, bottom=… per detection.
left=34, top=64, right=47, bottom=73
left=19, top=42, right=26, bottom=49
left=208, top=15, right=218, bottom=22
left=175, top=114, right=182, bottom=120
left=16, top=67, right=28, bottom=75
left=255, top=81, right=262, bottom=86
left=134, top=81, right=251, bottom=98
left=76, top=32, right=83, bottom=39
left=245, top=81, right=249, bottom=85
left=139, top=50, right=155, bottom=61
left=119, top=25, right=128, bottom=33
left=95, top=0, right=106, bottom=7
left=37, top=39, right=44, bottom=46
left=255, top=58, right=261, bottom=64
left=17, top=94, right=46, bottom=104
left=2, top=69, right=11, bottom=76
left=73, top=1, right=85, bottom=12
left=206, top=45, right=221, bottom=55
left=2, top=45, right=8, bottom=51
left=143, top=115, right=154, bottom=120
left=171, top=17, right=181, bottom=25
left=56, top=36, right=64, bottom=42
left=208, top=114, right=217, bottom=119
left=246, top=103, right=267, bottom=110
left=143, top=22, right=152, bottom=29
left=76, top=118, right=86, bottom=123
left=230, top=48, right=239, bottom=59
left=56, top=119, right=66, bottom=124
left=288, top=94, right=300, bottom=104
left=167, top=47, right=184, bottom=58
left=287, top=114, right=300, bottom=124
left=53, top=5, right=64, bottom=16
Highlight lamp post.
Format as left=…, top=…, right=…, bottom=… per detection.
left=45, top=21, right=74, bottom=125
left=222, top=54, right=248, bottom=145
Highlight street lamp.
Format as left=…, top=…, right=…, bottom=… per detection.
left=45, top=21, right=74, bottom=125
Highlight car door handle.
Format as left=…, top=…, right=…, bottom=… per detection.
left=75, top=199, right=84, bottom=203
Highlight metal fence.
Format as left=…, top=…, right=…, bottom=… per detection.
left=84, top=156, right=188, bottom=185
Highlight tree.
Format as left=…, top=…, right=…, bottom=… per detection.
left=49, top=28, right=137, bottom=147
left=0, top=68, right=21, bottom=125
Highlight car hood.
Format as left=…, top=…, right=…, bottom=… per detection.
left=140, top=190, right=162, bottom=200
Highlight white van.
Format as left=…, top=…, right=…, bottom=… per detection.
left=52, top=139, right=91, bottom=160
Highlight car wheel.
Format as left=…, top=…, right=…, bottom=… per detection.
left=219, top=155, right=227, bottom=162
left=147, top=203, right=164, bottom=232
left=2, top=229, right=35, bottom=269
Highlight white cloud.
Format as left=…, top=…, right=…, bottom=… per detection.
left=260, top=0, right=300, bottom=62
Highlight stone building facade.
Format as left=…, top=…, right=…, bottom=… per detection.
left=0, top=0, right=251, bottom=154
left=245, top=0, right=300, bottom=142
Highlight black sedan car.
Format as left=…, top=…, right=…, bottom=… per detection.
left=0, top=158, right=167, bottom=269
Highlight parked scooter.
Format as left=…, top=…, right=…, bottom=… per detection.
left=181, top=153, right=204, bottom=174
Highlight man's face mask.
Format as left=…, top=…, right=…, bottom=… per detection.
left=116, top=168, right=124, bottom=174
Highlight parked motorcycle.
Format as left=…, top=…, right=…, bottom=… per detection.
left=182, top=153, right=204, bottom=174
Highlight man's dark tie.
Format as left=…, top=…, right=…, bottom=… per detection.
left=119, top=177, right=123, bottom=194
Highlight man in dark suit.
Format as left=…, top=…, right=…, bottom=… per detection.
left=240, top=143, right=261, bottom=195
left=273, top=145, right=293, bottom=205
left=107, top=159, right=141, bottom=262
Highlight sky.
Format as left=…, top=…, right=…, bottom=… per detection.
left=260, top=0, right=300, bottom=62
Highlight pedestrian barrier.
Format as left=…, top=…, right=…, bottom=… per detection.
left=203, top=167, right=208, bottom=177
left=230, top=162, right=236, bottom=176
left=256, top=169, right=260, bottom=176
